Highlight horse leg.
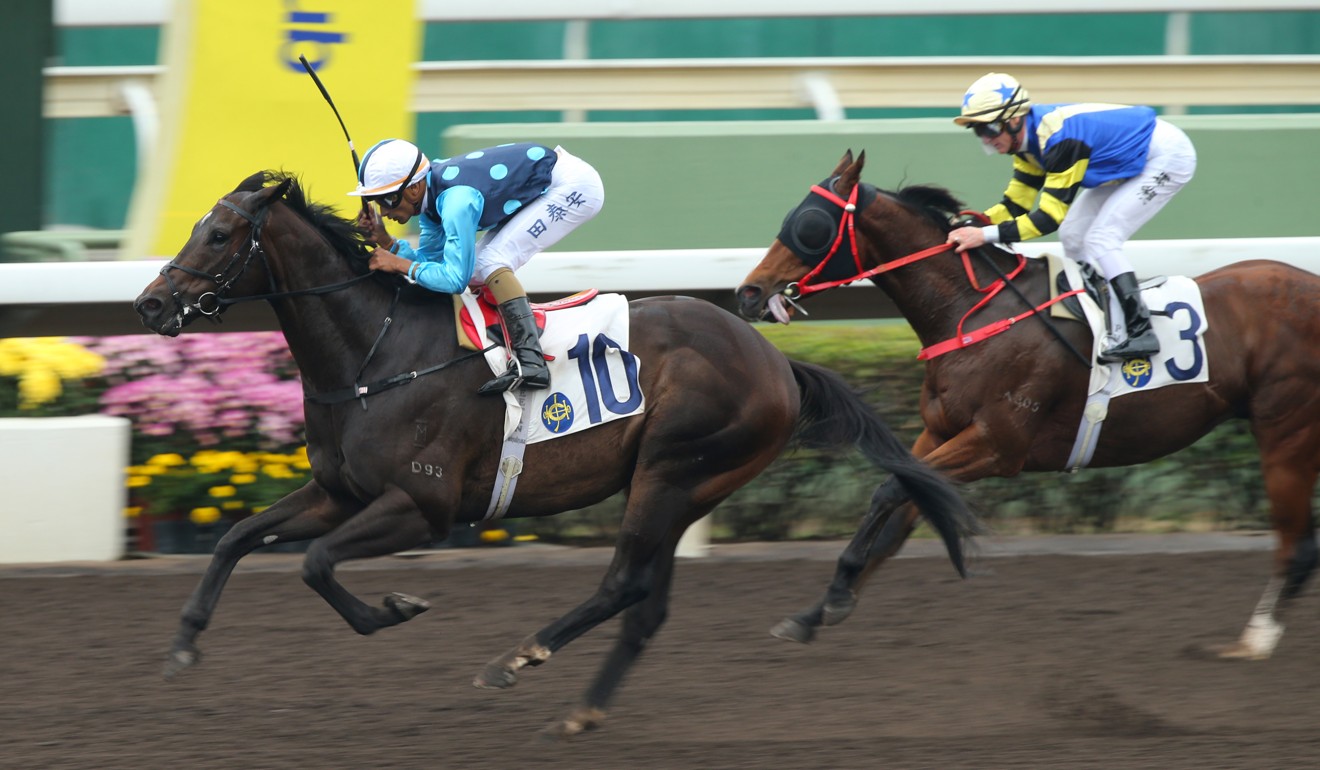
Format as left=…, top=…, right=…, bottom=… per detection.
left=772, top=422, right=1010, bottom=643
left=300, top=487, right=437, bottom=636
left=551, top=536, right=681, bottom=739
left=473, top=482, right=707, bottom=693
left=1199, top=451, right=1318, bottom=661
left=165, top=482, right=360, bottom=679
left=769, top=477, right=910, bottom=643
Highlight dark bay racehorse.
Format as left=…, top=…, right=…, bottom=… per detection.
left=736, top=150, right=1320, bottom=661
left=133, top=171, right=977, bottom=736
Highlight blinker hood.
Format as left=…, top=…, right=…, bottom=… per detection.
left=777, top=177, right=878, bottom=283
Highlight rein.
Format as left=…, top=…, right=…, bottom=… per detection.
left=165, top=193, right=493, bottom=409
left=780, top=189, right=1085, bottom=361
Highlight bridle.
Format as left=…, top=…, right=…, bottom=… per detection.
left=158, top=194, right=374, bottom=323
left=776, top=183, right=1088, bottom=364
left=780, top=182, right=954, bottom=303
left=158, top=189, right=492, bottom=408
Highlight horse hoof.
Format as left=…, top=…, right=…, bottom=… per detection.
left=769, top=617, right=816, bottom=644
left=473, top=664, right=519, bottom=690
left=821, top=595, right=857, bottom=627
left=1181, top=642, right=1269, bottom=662
left=384, top=592, right=430, bottom=623
left=545, top=707, right=607, bottom=740
left=163, top=647, right=200, bottom=680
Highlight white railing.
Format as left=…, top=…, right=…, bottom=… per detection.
left=4, top=239, right=1318, bottom=309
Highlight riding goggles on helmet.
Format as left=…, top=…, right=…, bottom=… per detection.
left=971, top=121, right=1007, bottom=139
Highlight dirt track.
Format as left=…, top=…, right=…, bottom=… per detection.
left=1, top=542, right=1317, bottom=769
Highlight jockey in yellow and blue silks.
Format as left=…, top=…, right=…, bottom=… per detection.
left=946, top=73, right=1197, bottom=363
left=351, top=139, right=605, bottom=395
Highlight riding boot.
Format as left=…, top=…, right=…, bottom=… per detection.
left=477, top=296, right=550, bottom=395
left=1099, top=272, right=1160, bottom=363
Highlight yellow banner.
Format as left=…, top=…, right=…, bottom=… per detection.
left=125, top=0, right=420, bottom=258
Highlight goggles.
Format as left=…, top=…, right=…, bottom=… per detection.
left=971, top=121, right=1007, bottom=139
left=372, top=188, right=406, bottom=210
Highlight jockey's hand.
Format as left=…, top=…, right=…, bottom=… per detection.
left=368, top=248, right=411, bottom=276
left=947, top=226, right=986, bottom=254
left=356, top=205, right=393, bottom=250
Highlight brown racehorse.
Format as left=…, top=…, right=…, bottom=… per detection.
left=736, top=150, right=1320, bottom=661
left=132, top=170, right=977, bottom=736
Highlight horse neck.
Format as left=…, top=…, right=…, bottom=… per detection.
left=261, top=211, right=454, bottom=394
left=860, top=201, right=1007, bottom=347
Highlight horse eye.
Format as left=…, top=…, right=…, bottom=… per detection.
left=209, top=230, right=228, bottom=244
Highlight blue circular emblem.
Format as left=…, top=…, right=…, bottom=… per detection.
left=1120, top=357, right=1154, bottom=388
left=541, top=392, right=574, bottom=434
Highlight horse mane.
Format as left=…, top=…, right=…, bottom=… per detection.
left=888, top=184, right=968, bottom=233
left=234, top=170, right=371, bottom=262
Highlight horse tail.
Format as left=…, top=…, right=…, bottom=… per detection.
left=788, top=359, right=979, bottom=576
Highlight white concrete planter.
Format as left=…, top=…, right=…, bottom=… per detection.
left=0, top=414, right=130, bottom=563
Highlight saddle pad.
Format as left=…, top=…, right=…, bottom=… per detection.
left=1052, top=256, right=1212, bottom=397
left=458, top=290, right=645, bottom=444
left=454, top=288, right=600, bottom=351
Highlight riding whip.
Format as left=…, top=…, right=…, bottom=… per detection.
left=297, top=54, right=369, bottom=217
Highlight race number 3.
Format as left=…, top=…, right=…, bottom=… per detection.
left=1162, top=300, right=1204, bottom=381
left=567, top=333, right=642, bottom=423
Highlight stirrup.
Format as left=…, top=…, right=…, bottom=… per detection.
left=1099, top=334, right=1158, bottom=363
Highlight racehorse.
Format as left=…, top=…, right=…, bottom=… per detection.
left=736, top=150, right=1320, bottom=661
left=132, top=170, right=978, bottom=736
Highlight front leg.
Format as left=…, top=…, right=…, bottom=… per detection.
left=165, top=481, right=359, bottom=679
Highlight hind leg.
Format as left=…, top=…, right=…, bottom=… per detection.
left=1202, top=450, right=1317, bottom=660
left=551, top=534, right=680, bottom=739
left=774, top=424, right=1006, bottom=642
left=770, top=477, right=911, bottom=643
left=473, top=490, right=686, bottom=692
left=300, top=486, right=437, bottom=635
left=166, top=481, right=360, bottom=678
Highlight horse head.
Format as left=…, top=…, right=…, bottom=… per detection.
left=737, top=150, right=967, bottom=325
left=134, top=171, right=370, bottom=336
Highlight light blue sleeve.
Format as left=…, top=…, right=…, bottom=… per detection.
left=396, top=186, right=484, bottom=294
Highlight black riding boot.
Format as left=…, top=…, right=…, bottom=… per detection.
left=1099, top=272, right=1159, bottom=363
left=477, top=296, right=551, bottom=395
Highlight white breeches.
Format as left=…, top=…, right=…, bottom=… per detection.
left=1058, top=119, right=1197, bottom=280
left=471, top=146, right=605, bottom=284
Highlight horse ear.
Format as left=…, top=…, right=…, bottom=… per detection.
left=250, top=177, right=293, bottom=209
left=837, top=150, right=866, bottom=196
left=831, top=149, right=855, bottom=177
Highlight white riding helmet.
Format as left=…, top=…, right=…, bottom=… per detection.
left=347, top=139, right=429, bottom=198
left=954, top=73, right=1032, bottom=127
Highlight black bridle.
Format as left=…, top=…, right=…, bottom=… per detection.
left=158, top=191, right=491, bottom=408
left=158, top=195, right=378, bottom=323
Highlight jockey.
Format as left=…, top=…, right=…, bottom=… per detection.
left=945, top=72, right=1198, bottom=363
left=351, top=139, right=605, bottom=394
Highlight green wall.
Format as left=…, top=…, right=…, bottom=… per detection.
left=443, top=114, right=1320, bottom=252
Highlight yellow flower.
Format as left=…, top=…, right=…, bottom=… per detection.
left=230, top=473, right=257, bottom=484
left=18, top=368, right=61, bottom=408
left=208, top=485, right=237, bottom=498
left=222, top=500, right=246, bottom=510
left=189, top=507, right=222, bottom=525
left=124, top=506, right=142, bottom=519
left=263, top=464, right=294, bottom=479
left=148, top=453, right=188, bottom=467
left=127, top=464, right=167, bottom=476
left=126, top=475, right=153, bottom=488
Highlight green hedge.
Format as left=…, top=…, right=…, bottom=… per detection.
left=522, top=320, right=1276, bottom=545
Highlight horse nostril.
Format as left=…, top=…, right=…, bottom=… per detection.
left=134, top=296, right=162, bottom=317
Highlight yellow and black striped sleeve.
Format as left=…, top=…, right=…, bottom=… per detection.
left=985, top=155, right=1044, bottom=228
left=990, top=141, right=1091, bottom=243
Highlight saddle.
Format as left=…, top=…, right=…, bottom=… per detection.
left=455, top=288, right=600, bottom=351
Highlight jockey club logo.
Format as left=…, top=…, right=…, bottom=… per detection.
left=1120, top=357, right=1154, bottom=388
left=541, top=392, right=575, bottom=433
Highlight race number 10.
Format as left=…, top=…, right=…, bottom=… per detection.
left=567, top=333, right=643, bottom=424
